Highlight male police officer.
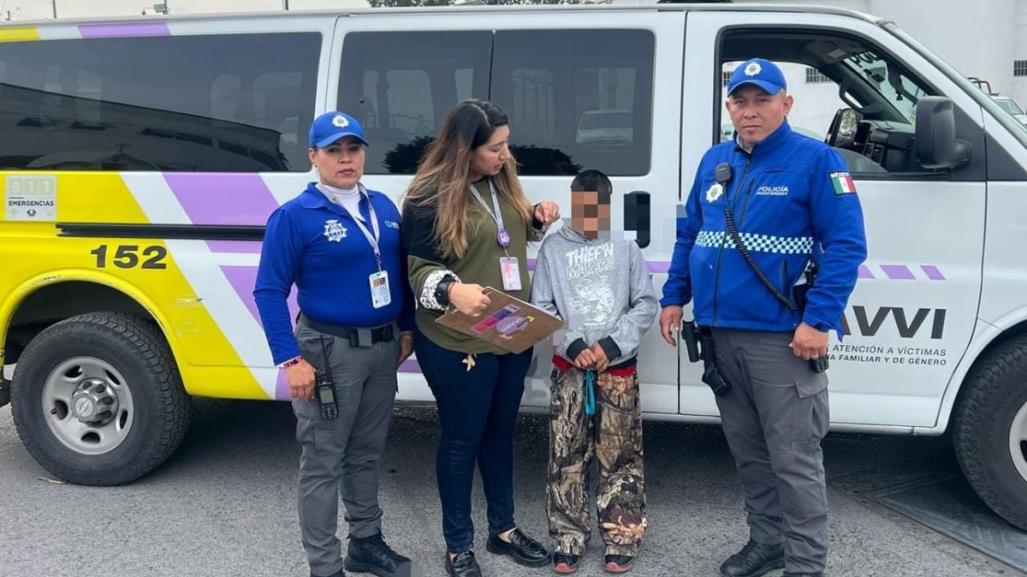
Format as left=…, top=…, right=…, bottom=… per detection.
left=660, top=59, right=867, bottom=577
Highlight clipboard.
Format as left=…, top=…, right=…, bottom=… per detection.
left=435, top=286, right=564, bottom=354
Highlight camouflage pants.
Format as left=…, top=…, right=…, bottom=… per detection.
left=546, top=366, right=646, bottom=557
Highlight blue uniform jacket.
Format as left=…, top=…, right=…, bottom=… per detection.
left=254, top=182, right=415, bottom=365
left=661, top=121, right=867, bottom=336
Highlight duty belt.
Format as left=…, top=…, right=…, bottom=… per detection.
left=298, top=313, right=395, bottom=347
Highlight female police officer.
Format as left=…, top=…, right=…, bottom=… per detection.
left=255, top=111, right=415, bottom=577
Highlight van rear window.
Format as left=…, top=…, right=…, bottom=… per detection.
left=0, top=32, right=320, bottom=172
left=338, top=28, right=654, bottom=177
left=338, top=31, right=492, bottom=175
left=492, top=29, right=654, bottom=176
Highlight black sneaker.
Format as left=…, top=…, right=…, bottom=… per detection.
left=604, top=554, right=634, bottom=573
left=553, top=552, right=580, bottom=574
left=486, top=528, right=551, bottom=567
left=446, top=550, right=483, bottom=577
left=344, top=533, right=411, bottom=577
left=719, top=540, right=785, bottom=577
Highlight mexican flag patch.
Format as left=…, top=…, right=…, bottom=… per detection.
left=830, top=171, right=856, bottom=195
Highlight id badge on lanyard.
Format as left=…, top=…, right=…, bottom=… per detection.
left=369, top=270, right=391, bottom=309
left=500, top=256, right=521, bottom=292
left=337, top=187, right=391, bottom=308
left=470, top=180, right=522, bottom=292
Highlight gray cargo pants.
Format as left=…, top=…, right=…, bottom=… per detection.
left=709, top=328, right=830, bottom=575
left=292, top=322, right=400, bottom=577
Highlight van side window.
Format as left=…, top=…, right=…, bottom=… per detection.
left=492, top=29, right=654, bottom=176
left=0, top=33, right=320, bottom=172
left=338, top=31, right=492, bottom=174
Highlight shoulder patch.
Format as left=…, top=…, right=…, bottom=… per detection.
left=829, top=172, right=857, bottom=195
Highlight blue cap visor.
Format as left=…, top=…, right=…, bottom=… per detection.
left=313, top=131, right=369, bottom=148
left=728, top=78, right=785, bottom=96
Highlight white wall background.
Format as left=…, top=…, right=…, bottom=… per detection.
left=1015, top=0, right=1027, bottom=109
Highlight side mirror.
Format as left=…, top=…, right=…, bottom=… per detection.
left=915, top=96, right=971, bottom=170
left=826, top=108, right=862, bottom=147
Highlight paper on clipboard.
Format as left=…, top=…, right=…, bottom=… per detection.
left=435, top=286, right=564, bottom=354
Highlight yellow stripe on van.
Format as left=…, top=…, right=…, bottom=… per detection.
left=0, top=172, right=269, bottom=400
left=0, top=27, right=40, bottom=43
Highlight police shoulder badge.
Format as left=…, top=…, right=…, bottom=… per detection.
left=705, top=183, right=724, bottom=203
left=323, top=219, right=347, bottom=242
left=829, top=171, right=857, bottom=195
left=744, top=62, right=762, bottom=77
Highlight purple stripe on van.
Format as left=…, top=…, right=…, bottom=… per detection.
left=858, top=265, right=875, bottom=279
left=399, top=358, right=420, bottom=374
left=78, top=23, right=170, bottom=38
left=920, top=265, right=946, bottom=281
left=207, top=240, right=263, bottom=254
left=647, top=261, right=671, bottom=274
left=880, top=265, right=916, bottom=280
left=220, top=265, right=298, bottom=326
left=221, top=266, right=262, bottom=322
left=276, top=370, right=289, bottom=401
left=163, top=173, right=278, bottom=226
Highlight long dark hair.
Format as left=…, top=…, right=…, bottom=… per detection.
left=403, top=99, right=532, bottom=260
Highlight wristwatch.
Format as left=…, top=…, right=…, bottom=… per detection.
left=435, top=276, right=456, bottom=306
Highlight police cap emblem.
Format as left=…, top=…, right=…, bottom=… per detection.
left=744, top=62, right=762, bottom=77
left=331, top=115, right=349, bottom=128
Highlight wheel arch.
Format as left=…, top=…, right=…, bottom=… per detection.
left=931, top=311, right=1027, bottom=435
left=1, top=270, right=178, bottom=368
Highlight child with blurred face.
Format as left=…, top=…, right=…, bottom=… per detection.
left=531, top=169, right=658, bottom=574
left=569, top=182, right=612, bottom=241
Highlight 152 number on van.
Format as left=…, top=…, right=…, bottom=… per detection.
left=90, top=245, right=168, bottom=269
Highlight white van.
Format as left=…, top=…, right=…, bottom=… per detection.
left=1, top=3, right=1025, bottom=533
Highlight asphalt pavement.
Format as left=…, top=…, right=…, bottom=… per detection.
left=1, top=400, right=1023, bottom=577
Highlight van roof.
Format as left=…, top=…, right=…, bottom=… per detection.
left=2, top=3, right=883, bottom=29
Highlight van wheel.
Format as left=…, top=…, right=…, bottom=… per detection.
left=11, top=312, right=190, bottom=485
left=953, top=335, right=1027, bottom=530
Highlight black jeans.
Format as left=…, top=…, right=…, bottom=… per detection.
left=413, top=332, right=533, bottom=552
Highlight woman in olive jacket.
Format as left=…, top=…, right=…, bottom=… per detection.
left=402, top=100, right=560, bottom=577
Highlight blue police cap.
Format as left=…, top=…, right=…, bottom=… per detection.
left=727, top=58, right=787, bottom=96
left=308, top=111, right=368, bottom=148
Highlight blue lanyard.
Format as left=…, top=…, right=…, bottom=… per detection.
left=584, top=369, right=597, bottom=417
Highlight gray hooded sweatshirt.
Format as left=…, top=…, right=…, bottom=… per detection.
left=531, top=226, right=658, bottom=367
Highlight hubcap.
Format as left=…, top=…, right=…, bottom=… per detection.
left=71, top=378, right=120, bottom=425
left=42, top=357, right=134, bottom=455
left=1011, top=399, right=1027, bottom=483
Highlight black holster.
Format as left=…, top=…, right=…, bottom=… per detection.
left=683, top=320, right=731, bottom=396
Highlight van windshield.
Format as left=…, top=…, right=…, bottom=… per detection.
left=840, top=50, right=926, bottom=123
left=883, top=21, right=1027, bottom=148
left=994, top=98, right=1025, bottom=116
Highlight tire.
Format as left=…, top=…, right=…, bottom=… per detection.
left=11, top=312, right=191, bottom=485
left=953, top=335, right=1027, bottom=531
